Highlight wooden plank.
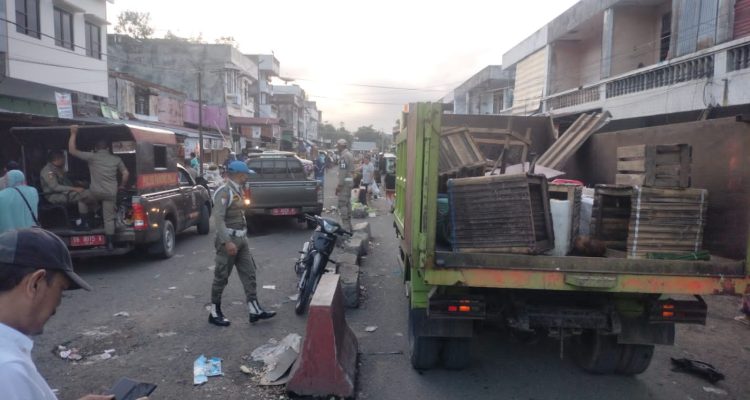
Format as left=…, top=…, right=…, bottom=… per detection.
left=616, top=174, right=646, bottom=186
left=617, top=144, right=647, bottom=159
left=617, top=159, right=647, bottom=172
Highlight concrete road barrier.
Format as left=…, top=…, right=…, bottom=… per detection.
left=353, top=221, right=371, bottom=237
left=339, top=263, right=360, bottom=308
left=287, top=274, right=358, bottom=398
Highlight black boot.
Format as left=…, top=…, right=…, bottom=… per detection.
left=248, top=299, right=276, bottom=323
left=208, top=303, right=231, bottom=327
left=105, top=235, right=114, bottom=251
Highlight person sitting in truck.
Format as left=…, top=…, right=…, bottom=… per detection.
left=40, top=150, right=96, bottom=230
left=67, top=126, right=129, bottom=251
left=0, top=161, right=20, bottom=190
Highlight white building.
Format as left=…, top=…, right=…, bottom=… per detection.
left=0, top=0, right=109, bottom=116
left=501, top=0, right=750, bottom=120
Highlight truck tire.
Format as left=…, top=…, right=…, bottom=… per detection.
left=441, top=338, right=471, bottom=370
left=615, top=344, right=654, bottom=375
left=196, top=204, right=210, bottom=235
left=408, top=307, right=441, bottom=370
left=153, top=219, right=176, bottom=259
left=573, top=330, right=620, bottom=374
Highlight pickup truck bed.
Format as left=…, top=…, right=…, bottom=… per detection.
left=246, top=153, right=323, bottom=218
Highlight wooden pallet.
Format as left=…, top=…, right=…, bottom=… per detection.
left=548, top=183, right=582, bottom=250
left=439, top=127, right=486, bottom=174
left=615, top=144, right=692, bottom=188
left=590, top=185, right=707, bottom=259
left=448, top=173, right=554, bottom=254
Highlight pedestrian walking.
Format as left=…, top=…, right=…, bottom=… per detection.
left=358, top=155, right=375, bottom=206
left=208, top=161, right=276, bottom=327
left=314, top=148, right=326, bottom=185
left=190, top=152, right=200, bottom=171
left=40, top=150, right=96, bottom=229
left=335, top=139, right=354, bottom=233
left=68, top=125, right=130, bottom=250
left=0, top=170, right=39, bottom=234
left=0, top=227, right=124, bottom=400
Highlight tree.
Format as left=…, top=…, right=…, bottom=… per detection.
left=319, top=123, right=352, bottom=147
left=215, top=36, right=239, bottom=48
left=115, top=11, right=154, bottom=39
left=353, top=125, right=382, bottom=143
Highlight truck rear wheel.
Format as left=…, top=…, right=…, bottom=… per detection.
left=615, top=344, right=654, bottom=375
left=441, top=338, right=471, bottom=370
left=573, top=330, right=620, bottom=374
left=408, top=308, right=441, bottom=370
left=152, top=220, right=176, bottom=259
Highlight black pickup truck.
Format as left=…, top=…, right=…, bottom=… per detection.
left=11, top=124, right=212, bottom=258
left=244, top=151, right=323, bottom=229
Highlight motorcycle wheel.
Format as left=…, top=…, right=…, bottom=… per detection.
left=295, top=253, right=323, bottom=315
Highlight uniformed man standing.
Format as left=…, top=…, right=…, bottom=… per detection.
left=335, top=138, right=354, bottom=233
left=208, top=161, right=276, bottom=327
left=40, top=150, right=96, bottom=229
left=67, top=125, right=129, bottom=250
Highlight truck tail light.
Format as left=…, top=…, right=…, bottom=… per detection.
left=429, top=296, right=485, bottom=319
left=132, top=199, right=148, bottom=231
left=649, top=296, right=707, bottom=324
left=243, top=187, right=252, bottom=206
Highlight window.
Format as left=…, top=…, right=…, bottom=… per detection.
left=492, top=92, right=505, bottom=114
left=54, top=8, right=74, bottom=50
left=660, top=13, right=672, bottom=61
left=15, top=0, right=40, bottom=38
left=135, top=87, right=150, bottom=115
left=85, top=22, right=101, bottom=59
left=154, top=146, right=167, bottom=169
left=178, top=168, right=193, bottom=186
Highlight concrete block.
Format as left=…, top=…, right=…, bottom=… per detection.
left=338, top=263, right=360, bottom=309
left=353, top=232, right=370, bottom=255
left=336, top=252, right=360, bottom=267
left=341, top=237, right=364, bottom=257
left=287, top=274, right=358, bottom=398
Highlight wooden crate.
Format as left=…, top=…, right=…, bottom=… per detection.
left=590, top=185, right=708, bottom=259
left=626, top=186, right=708, bottom=259
left=590, top=185, right=632, bottom=250
left=615, top=144, right=691, bottom=188
left=548, top=183, right=582, bottom=249
left=448, top=173, right=554, bottom=254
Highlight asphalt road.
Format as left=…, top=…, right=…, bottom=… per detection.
left=33, top=170, right=749, bottom=400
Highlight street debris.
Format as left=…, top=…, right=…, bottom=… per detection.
left=113, top=311, right=130, bottom=317
left=671, top=358, right=725, bottom=384
left=88, top=349, right=116, bottom=362
left=250, top=333, right=301, bottom=386
left=183, top=295, right=196, bottom=299
left=168, top=286, right=177, bottom=290
left=394, top=332, right=404, bottom=337
left=262, top=285, right=276, bottom=290
left=702, top=386, right=728, bottom=396
left=58, top=345, right=83, bottom=361
left=231, top=301, right=244, bottom=306
left=365, top=326, right=378, bottom=333
left=156, top=331, right=177, bottom=338
left=240, top=365, right=252, bottom=375
left=194, top=355, right=223, bottom=385
left=288, top=294, right=299, bottom=301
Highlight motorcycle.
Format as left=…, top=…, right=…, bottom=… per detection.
left=294, top=214, right=352, bottom=314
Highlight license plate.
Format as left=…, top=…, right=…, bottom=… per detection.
left=271, top=208, right=298, bottom=216
left=69, top=235, right=106, bottom=247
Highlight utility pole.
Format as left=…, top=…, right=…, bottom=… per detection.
left=198, top=71, right=204, bottom=176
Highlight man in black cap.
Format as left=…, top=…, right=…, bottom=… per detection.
left=0, top=228, right=116, bottom=400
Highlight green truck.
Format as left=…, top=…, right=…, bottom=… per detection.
left=394, top=102, right=750, bottom=373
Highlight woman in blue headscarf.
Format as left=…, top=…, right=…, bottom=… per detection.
left=0, top=170, right=39, bottom=233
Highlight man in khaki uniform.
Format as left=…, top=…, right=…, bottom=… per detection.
left=208, top=161, right=276, bottom=327
left=335, top=138, right=354, bottom=233
left=40, top=150, right=96, bottom=229
left=67, top=126, right=129, bottom=250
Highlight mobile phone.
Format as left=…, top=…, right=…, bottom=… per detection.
left=108, top=377, right=157, bottom=400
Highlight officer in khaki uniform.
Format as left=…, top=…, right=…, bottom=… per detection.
left=335, top=138, right=355, bottom=233
left=67, top=125, right=129, bottom=250
left=208, top=161, right=276, bottom=327
left=40, top=150, right=96, bottom=229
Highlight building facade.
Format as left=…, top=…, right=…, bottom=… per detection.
left=452, top=65, right=514, bottom=115
left=499, top=0, right=750, bottom=119
left=0, top=0, right=109, bottom=116
left=248, top=53, right=280, bottom=119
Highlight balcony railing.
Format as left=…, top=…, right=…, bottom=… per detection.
left=605, top=55, right=714, bottom=98
left=728, top=43, right=750, bottom=72
left=546, top=86, right=600, bottom=110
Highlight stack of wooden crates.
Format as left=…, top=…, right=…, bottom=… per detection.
left=592, top=144, right=708, bottom=259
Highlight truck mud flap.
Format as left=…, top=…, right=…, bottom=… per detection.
left=411, top=307, right=473, bottom=338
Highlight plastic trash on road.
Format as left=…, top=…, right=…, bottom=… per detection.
left=193, top=355, right=223, bottom=385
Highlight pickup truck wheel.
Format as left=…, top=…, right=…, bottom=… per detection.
left=615, top=344, right=654, bottom=375
left=154, top=220, right=176, bottom=259
left=196, top=204, right=210, bottom=235
left=408, top=307, right=441, bottom=370
left=306, top=217, right=317, bottom=230
left=573, top=330, right=620, bottom=374
left=441, top=338, right=471, bottom=370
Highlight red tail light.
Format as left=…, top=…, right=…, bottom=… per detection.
left=132, top=202, right=148, bottom=230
